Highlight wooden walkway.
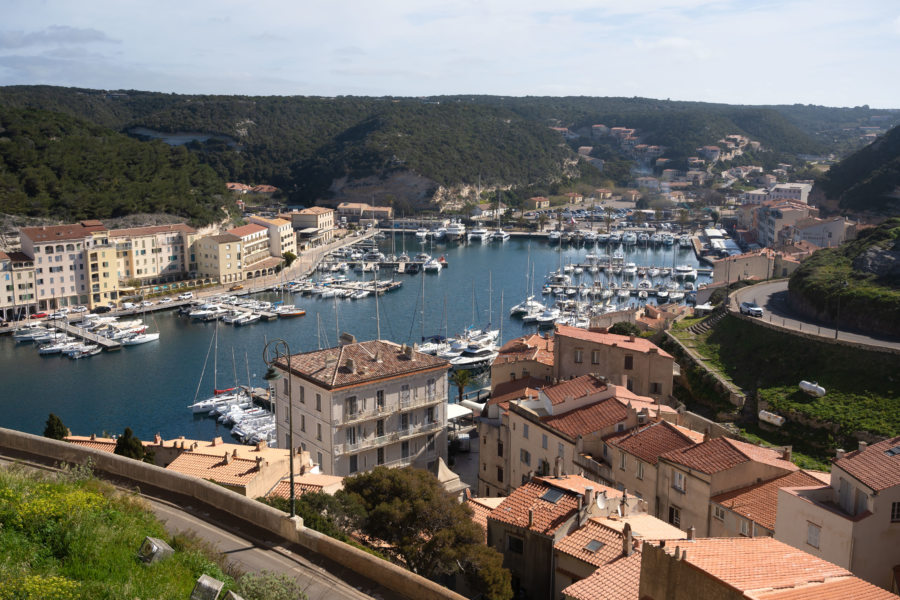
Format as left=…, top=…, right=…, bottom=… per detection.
left=49, top=321, right=122, bottom=351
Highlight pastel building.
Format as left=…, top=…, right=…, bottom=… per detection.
left=0, top=251, right=37, bottom=319
left=110, top=223, right=198, bottom=284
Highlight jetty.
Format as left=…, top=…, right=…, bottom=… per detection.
left=48, top=321, right=123, bottom=351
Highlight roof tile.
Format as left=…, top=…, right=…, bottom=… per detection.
left=833, top=435, right=900, bottom=492
left=661, top=437, right=797, bottom=475
left=562, top=552, right=642, bottom=600
left=607, top=421, right=703, bottom=465
left=711, top=470, right=829, bottom=530
left=542, top=397, right=629, bottom=438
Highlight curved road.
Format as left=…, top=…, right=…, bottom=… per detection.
left=730, top=280, right=900, bottom=352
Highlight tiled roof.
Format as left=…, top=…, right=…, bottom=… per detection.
left=267, top=474, right=344, bottom=499
left=206, top=233, right=241, bottom=244
left=671, top=537, right=849, bottom=594
left=833, top=435, right=900, bottom=491
left=488, top=476, right=608, bottom=536
left=753, top=576, right=899, bottom=600
left=3, top=251, right=33, bottom=263
left=279, top=340, right=449, bottom=390
left=161, top=436, right=289, bottom=462
left=109, top=223, right=197, bottom=237
left=165, top=452, right=262, bottom=488
left=228, top=224, right=268, bottom=238
left=226, top=182, right=252, bottom=191
left=21, top=221, right=107, bottom=243
left=607, top=421, right=703, bottom=465
left=485, top=377, right=545, bottom=414
left=543, top=374, right=610, bottom=406
left=554, top=325, right=673, bottom=359
left=542, top=397, right=628, bottom=438
left=298, top=206, right=334, bottom=215
left=711, top=470, right=829, bottom=530
left=65, top=435, right=154, bottom=453
left=466, top=497, right=505, bottom=542
left=555, top=519, right=624, bottom=567
left=494, top=333, right=554, bottom=366
left=562, top=551, right=642, bottom=600
left=661, top=437, right=797, bottom=475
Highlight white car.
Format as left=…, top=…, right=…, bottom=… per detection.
left=70, top=305, right=87, bottom=313
left=740, top=301, right=764, bottom=317
left=140, top=300, right=153, bottom=307
left=159, top=297, right=173, bottom=304
left=177, top=292, right=194, bottom=300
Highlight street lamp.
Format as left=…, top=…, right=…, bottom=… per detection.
left=834, top=280, right=848, bottom=340
left=263, top=339, right=295, bottom=518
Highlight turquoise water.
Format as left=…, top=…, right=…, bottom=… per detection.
left=0, top=236, right=706, bottom=440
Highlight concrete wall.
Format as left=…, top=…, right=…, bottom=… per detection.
left=774, top=487, right=854, bottom=570
left=0, top=427, right=466, bottom=600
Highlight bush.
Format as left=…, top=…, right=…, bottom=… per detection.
left=236, top=571, right=308, bottom=600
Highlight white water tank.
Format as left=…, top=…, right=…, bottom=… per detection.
left=799, top=380, right=826, bottom=397
left=758, top=410, right=785, bottom=427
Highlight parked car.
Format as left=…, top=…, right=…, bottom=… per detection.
left=92, top=306, right=111, bottom=314
left=158, top=297, right=173, bottom=304
left=29, top=312, right=48, bottom=319
left=122, top=302, right=136, bottom=310
left=740, top=301, right=764, bottom=317
left=177, top=292, right=194, bottom=300
left=229, top=284, right=244, bottom=291
left=140, top=300, right=153, bottom=307
left=71, top=305, right=87, bottom=313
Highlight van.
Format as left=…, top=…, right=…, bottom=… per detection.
left=122, top=302, right=136, bottom=310
left=178, top=292, right=194, bottom=300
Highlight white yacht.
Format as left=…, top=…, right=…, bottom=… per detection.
left=449, top=345, right=499, bottom=369
left=509, top=296, right=545, bottom=316
left=596, top=232, right=610, bottom=244
left=423, top=257, right=443, bottom=272
left=679, top=234, right=692, bottom=248
left=535, top=307, right=561, bottom=327
left=674, top=264, right=698, bottom=280
left=122, top=332, right=160, bottom=345
left=490, top=229, right=511, bottom=242
left=415, top=228, right=428, bottom=241
left=547, top=231, right=561, bottom=243
left=623, top=262, right=638, bottom=277
left=468, top=226, right=489, bottom=241
left=445, top=221, right=466, bottom=240
left=623, top=232, right=638, bottom=245
left=662, top=233, right=675, bottom=246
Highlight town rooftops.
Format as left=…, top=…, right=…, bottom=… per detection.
left=267, top=473, right=344, bottom=499
left=249, top=216, right=291, bottom=227
left=563, top=551, right=642, bottom=600
left=298, top=206, right=334, bottom=215
left=542, top=374, right=610, bottom=406
left=485, top=377, right=545, bottom=413
left=227, top=224, right=267, bottom=238
left=661, top=437, right=798, bottom=475
left=206, top=233, right=241, bottom=244
left=159, top=436, right=288, bottom=462
left=1, top=251, right=33, bottom=263
left=489, top=475, right=620, bottom=536
left=834, top=435, right=900, bottom=492
left=109, top=223, right=197, bottom=238
left=165, top=452, right=266, bottom=488
left=710, top=470, right=830, bottom=531
left=555, top=519, right=626, bottom=567
left=226, top=182, right=252, bottom=191
left=541, top=396, right=629, bottom=438
left=754, top=576, right=899, bottom=600
left=494, top=333, right=554, bottom=366
left=277, top=339, right=449, bottom=390
left=250, top=185, right=278, bottom=193
left=606, top=421, right=704, bottom=466
left=554, top=325, right=673, bottom=359
left=21, top=221, right=108, bottom=243
left=466, top=495, right=505, bottom=542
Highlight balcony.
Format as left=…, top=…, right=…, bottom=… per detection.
left=399, top=393, right=441, bottom=411
left=339, top=405, right=389, bottom=426
left=333, top=421, right=443, bottom=455
left=574, top=453, right=610, bottom=479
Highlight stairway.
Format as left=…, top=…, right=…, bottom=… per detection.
left=688, top=306, right=728, bottom=335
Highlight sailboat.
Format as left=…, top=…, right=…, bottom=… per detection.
left=186, top=320, right=247, bottom=413
left=122, top=305, right=160, bottom=345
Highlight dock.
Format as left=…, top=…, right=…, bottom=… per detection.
left=49, top=321, right=123, bottom=351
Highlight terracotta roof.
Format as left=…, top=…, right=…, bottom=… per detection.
left=485, top=377, right=545, bottom=413
left=607, top=421, right=703, bottom=465
left=2, top=251, right=33, bottom=263
left=554, top=325, right=673, bottom=359
left=165, top=452, right=262, bottom=488
left=753, top=574, right=898, bottom=600
left=228, top=224, right=268, bottom=238
left=489, top=476, right=613, bottom=536
left=542, top=397, right=629, bottom=438
left=670, top=537, right=849, bottom=594
left=711, top=470, right=830, bottom=530
left=466, top=497, right=505, bottom=542
left=250, top=216, right=291, bottom=227
left=21, top=221, right=107, bottom=243
left=226, top=182, right=252, bottom=191
left=206, top=233, right=241, bottom=244
left=298, top=206, right=334, bottom=215
left=555, top=519, right=624, bottom=567
left=562, top=551, right=642, bottom=600
left=494, top=333, right=554, bottom=366
left=833, top=435, right=900, bottom=492
left=161, top=436, right=288, bottom=462
left=543, top=374, right=610, bottom=406
left=661, top=437, right=798, bottom=475
left=65, top=435, right=154, bottom=453
left=109, top=223, right=197, bottom=238
left=250, top=185, right=278, bottom=193
left=279, top=340, right=449, bottom=390
left=267, top=474, right=344, bottom=499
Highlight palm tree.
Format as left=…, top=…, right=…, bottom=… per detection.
left=537, top=213, right=549, bottom=232
left=450, top=369, right=472, bottom=404
left=604, top=206, right=614, bottom=233
left=678, top=209, right=690, bottom=233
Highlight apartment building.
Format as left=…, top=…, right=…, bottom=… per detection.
left=781, top=216, right=855, bottom=249
left=194, top=233, right=243, bottom=284
left=226, top=224, right=277, bottom=278
left=756, top=201, right=815, bottom=248
left=768, top=182, right=812, bottom=204
left=710, top=248, right=800, bottom=284
left=272, top=337, right=450, bottom=477
left=554, top=325, right=675, bottom=401
left=110, top=223, right=198, bottom=284
left=282, top=206, right=335, bottom=249
left=249, top=215, right=297, bottom=257
left=489, top=333, right=554, bottom=390
left=774, top=437, right=900, bottom=590
left=0, top=251, right=37, bottom=320
left=336, top=202, right=393, bottom=223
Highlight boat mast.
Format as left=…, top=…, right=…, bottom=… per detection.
left=499, top=289, right=504, bottom=345
left=488, top=271, right=493, bottom=327
left=374, top=267, right=381, bottom=340
left=421, top=265, right=426, bottom=341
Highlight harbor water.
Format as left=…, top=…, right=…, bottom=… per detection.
left=0, top=235, right=708, bottom=441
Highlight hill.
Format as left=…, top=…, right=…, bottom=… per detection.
left=0, top=105, right=230, bottom=225
left=815, top=123, right=900, bottom=215
left=788, top=217, right=900, bottom=336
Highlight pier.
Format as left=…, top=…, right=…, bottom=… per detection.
left=48, top=321, right=123, bottom=351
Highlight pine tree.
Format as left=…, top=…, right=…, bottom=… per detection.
left=43, top=413, right=69, bottom=440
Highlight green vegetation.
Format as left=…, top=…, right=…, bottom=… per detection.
left=114, top=427, right=153, bottom=463
left=0, top=464, right=234, bottom=599
left=43, top=413, right=69, bottom=440
left=450, top=370, right=472, bottom=404
left=608, top=321, right=642, bottom=337
left=789, top=218, right=900, bottom=336
left=0, top=106, right=230, bottom=225
left=817, top=123, right=900, bottom=215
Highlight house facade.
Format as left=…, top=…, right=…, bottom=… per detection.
left=249, top=216, right=297, bottom=258
left=110, top=223, right=198, bottom=284
left=194, top=233, right=243, bottom=284
left=0, top=251, right=37, bottom=319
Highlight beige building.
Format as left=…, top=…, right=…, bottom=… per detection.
left=554, top=325, right=676, bottom=401
left=194, top=233, right=243, bottom=284
left=84, top=235, right=120, bottom=308
left=227, top=224, right=278, bottom=278
left=272, top=337, right=450, bottom=477
left=336, top=202, right=393, bottom=223
left=757, top=200, right=815, bottom=247
left=110, top=223, right=198, bottom=284
left=656, top=437, right=798, bottom=537
left=781, top=216, right=855, bottom=249
left=774, top=437, right=900, bottom=590
left=489, top=333, right=554, bottom=391
left=525, top=197, right=550, bottom=210
left=0, top=251, right=37, bottom=320
left=282, top=206, right=335, bottom=249
left=249, top=216, right=297, bottom=258
left=711, top=248, right=800, bottom=285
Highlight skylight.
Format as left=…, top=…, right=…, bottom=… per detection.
left=884, top=445, right=900, bottom=457
left=540, top=488, right=565, bottom=504
left=584, top=539, right=606, bottom=553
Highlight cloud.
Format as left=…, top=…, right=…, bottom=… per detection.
left=0, top=25, right=119, bottom=50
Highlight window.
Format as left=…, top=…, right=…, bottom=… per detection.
left=497, top=440, right=504, bottom=458
left=346, top=396, right=358, bottom=418
left=497, top=467, right=504, bottom=482
left=672, top=471, right=685, bottom=493
left=637, top=461, right=644, bottom=480
left=300, top=415, right=306, bottom=432
left=542, top=434, right=548, bottom=450
left=507, top=535, right=524, bottom=554
left=316, top=423, right=322, bottom=441
left=574, top=349, right=583, bottom=363
left=401, top=441, right=409, bottom=459
left=426, top=378, right=436, bottom=400
left=376, top=389, right=385, bottom=411
left=650, top=382, right=662, bottom=395
left=591, top=350, right=600, bottom=364
left=740, top=519, right=750, bottom=536
left=377, top=447, right=384, bottom=465
left=624, top=355, right=634, bottom=370
left=807, top=522, right=820, bottom=548
left=714, top=505, right=725, bottom=521
left=520, top=449, right=531, bottom=466
left=400, top=383, right=410, bottom=405
left=316, top=393, right=321, bottom=412
left=426, top=406, right=435, bottom=424
left=891, top=502, right=900, bottom=523
left=523, top=424, right=529, bottom=439
left=299, top=386, right=305, bottom=404
left=317, top=451, right=322, bottom=467
left=349, top=455, right=358, bottom=473
left=558, top=443, right=565, bottom=458
left=668, top=505, right=681, bottom=528
left=619, top=452, right=627, bottom=470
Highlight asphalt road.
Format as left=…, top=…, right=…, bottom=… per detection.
left=731, top=280, right=900, bottom=352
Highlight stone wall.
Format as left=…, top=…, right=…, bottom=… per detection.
left=0, top=427, right=466, bottom=600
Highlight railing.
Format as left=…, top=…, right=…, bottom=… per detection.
left=339, top=405, right=389, bottom=425
left=334, top=421, right=443, bottom=455
left=574, top=452, right=609, bottom=477
left=399, top=393, right=441, bottom=411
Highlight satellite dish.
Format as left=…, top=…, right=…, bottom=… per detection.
left=595, top=493, right=607, bottom=510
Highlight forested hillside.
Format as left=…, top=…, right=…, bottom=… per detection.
left=0, top=106, right=229, bottom=224
left=816, top=123, right=900, bottom=215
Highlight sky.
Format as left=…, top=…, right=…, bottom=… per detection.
left=2, top=0, right=899, bottom=107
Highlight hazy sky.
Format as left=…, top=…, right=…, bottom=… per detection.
left=2, top=0, right=898, bottom=107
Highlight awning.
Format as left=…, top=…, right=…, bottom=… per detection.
left=447, top=403, right=473, bottom=421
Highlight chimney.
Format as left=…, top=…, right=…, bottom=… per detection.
left=339, top=332, right=356, bottom=346
left=154, top=433, right=162, bottom=445
left=404, top=345, right=415, bottom=361
left=213, top=436, right=223, bottom=446
left=528, top=509, right=534, bottom=528
left=255, top=456, right=264, bottom=470
left=628, top=335, right=635, bottom=342
left=223, top=452, right=231, bottom=465
left=345, top=358, right=356, bottom=374
left=858, top=441, right=868, bottom=452
left=836, top=449, right=846, bottom=460
left=782, top=446, right=792, bottom=462
left=584, top=486, right=594, bottom=508
left=623, top=523, right=633, bottom=557
left=90, top=433, right=96, bottom=440
left=687, top=526, right=695, bottom=540
left=703, top=428, right=710, bottom=443
left=255, top=440, right=267, bottom=451
left=554, top=456, right=562, bottom=477
left=621, top=488, right=629, bottom=516
left=191, top=442, right=198, bottom=450
left=232, top=449, right=238, bottom=458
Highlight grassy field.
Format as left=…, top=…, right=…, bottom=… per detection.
left=671, top=314, right=899, bottom=461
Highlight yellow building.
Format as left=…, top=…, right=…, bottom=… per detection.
left=194, top=233, right=243, bottom=284
left=249, top=215, right=297, bottom=257
left=85, top=234, right=120, bottom=308
left=111, top=224, right=198, bottom=284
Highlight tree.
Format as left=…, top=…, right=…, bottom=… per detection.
left=236, top=571, right=308, bottom=600
left=604, top=206, right=614, bottom=232
left=710, top=209, right=721, bottom=229
left=114, top=427, right=151, bottom=462
left=43, top=413, right=69, bottom=440
left=450, top=369, right=472, bottom=405
left=678, top=209, right=690, bottom=233
left=343, top=467, right=512, bottom=600
left=633, top=210, right=646, bottom=227
left=282, top=251, right=298, bottom=268
left=537, top=212, right=549, bottom=232
left=609, top=321, right=642, bottom=337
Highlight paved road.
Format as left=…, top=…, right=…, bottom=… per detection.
left=731, top=280, right=900, bottom=352
left=0, top=451, right=403, bottom=600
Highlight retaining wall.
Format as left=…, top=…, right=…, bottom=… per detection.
left=0, top=427, right=466, bottom=600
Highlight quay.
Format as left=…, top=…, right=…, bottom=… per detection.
left=48, top=321, right=123, bottom=351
